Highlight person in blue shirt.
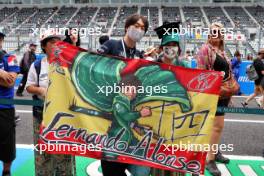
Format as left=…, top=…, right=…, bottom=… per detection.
left=0, top=32, right=20, bottom=176
left=231, top=50, right=242, bottom=95
left=231, top=50, right=241, bottom=82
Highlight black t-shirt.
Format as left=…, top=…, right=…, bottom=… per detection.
left=97, top=39, right=143, bottom=59
left=253, top=58, right=264, bottom=85
left=213, top=54, right=230, bottom=80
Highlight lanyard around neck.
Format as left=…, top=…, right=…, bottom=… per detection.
left=121, top=39, right=127, bottom=58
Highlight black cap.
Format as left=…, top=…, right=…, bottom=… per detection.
left=99, top=35, right=110, bottom=45
left=0, top=32, right=5, bottom=38
left=154, top=21, right=180, bottom=39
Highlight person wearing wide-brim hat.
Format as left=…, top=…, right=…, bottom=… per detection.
left=26, top=32, right=76, bottom=176
left=154, top=21, right=189, bottom=68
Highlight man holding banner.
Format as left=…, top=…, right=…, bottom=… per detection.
left=26, top=31, right=76, bottom=176
left=98, top=13, right=152, bottom=176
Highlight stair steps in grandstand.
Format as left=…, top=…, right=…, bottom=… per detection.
left=247, top=42, right=257, bottom=56
left=200, top=7, right=210, bottom=27
left=12, top=10, right=38, bottom=34
left=1, top=146, right=263, bottom=176
left=221, top=6, right=235, bottom=28
left=0, top=8, right=19, bottom=26
left=179, top=7, right=185, bottom=23
left=66, top=7, right=80, bottom=26
left=158, top=7, right=162, bottom=26
left=89, top=7, right=100, bottom=27
left=242, top=6, right=260, bottom=28
left=40, top=7, right=60, bottom=28
left=108, top=6, right=120, bottom=36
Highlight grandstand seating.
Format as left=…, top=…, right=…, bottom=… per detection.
left=0, top=7, right=18, bottom=24
left=17, top=7, right=58, bottom=35
left=245, top=6, right=264, bottom=27
left=224, top=6, right=256, bottom=28
left=94, top=7, right=118, bottom=34
left=140, top=6, right=159, bottom=36
left=162, top=6, right=181, bottom=23
left=46, top=6, right=77, bottom=27
left=182, top=6, right=206, bottom=27
left=68, top=6, right=98, bottom=28
left=203, top=6, right=233, bottom=27
left=0, top=4, right=263, bottom=55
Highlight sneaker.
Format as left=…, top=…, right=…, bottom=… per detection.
left=215, top=151, right=230, bottom=164
left=241, top=102, right=248, bottom=108
left=206, top=160, right=221, bottom=176
left=256, top=98, right=262, bottom=107
left=2, top=171, right=11, bottom=176
left=16, top=92, right=23, bottom=97
left=15, top=115, right=21, bottom=124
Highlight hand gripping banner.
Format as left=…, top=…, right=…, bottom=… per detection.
left=39, top=41, right=222, bottom=175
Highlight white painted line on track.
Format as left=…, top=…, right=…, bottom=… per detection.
left=224, top=119, right=264, bottom=123
left=16, top=144, right=34, bottom=149
left=224, top=155, right=264, bottom=161
left=239, top=165, right=258, bottom=176
left=216, top=163, right=232, bottom=176
left=15, top=146, right=264, bottom=162
left=16, top=110, right=32, bottom=113
left=16, top=110, right=264, bottom=123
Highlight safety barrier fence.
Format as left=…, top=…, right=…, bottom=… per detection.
left=0, top=98, right=264, bottom=115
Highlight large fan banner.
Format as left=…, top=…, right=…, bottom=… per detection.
left=39, top=41, right=222, bottom=174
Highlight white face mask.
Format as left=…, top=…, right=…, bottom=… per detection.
left=127, top=27, right=145, bottom=42
left=163, top=46, right=179, bottom=60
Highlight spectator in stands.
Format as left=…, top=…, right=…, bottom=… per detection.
left=196, top=22, right=231, bottom=176
left=26, top=32, right=75, bottom=175
left=242, top=49, right=264, bottom=109
left=16, top=41, right=37, bottom=96
left=64, top=28, right=81, bottom=47
left=0, top=32, right=20, bottom=176
left=99, top=35, right=109, bottom=46
left=98, top=13, right=150, bottom=176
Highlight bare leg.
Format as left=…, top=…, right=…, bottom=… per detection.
left=245, top=92, right=257, bottom=104
left=208, top=116, right=225, bottom=161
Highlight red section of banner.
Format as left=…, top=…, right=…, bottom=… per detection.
left=52, top=41, right=222, bottom=95
left=39, top=125, right=207, bottom=174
